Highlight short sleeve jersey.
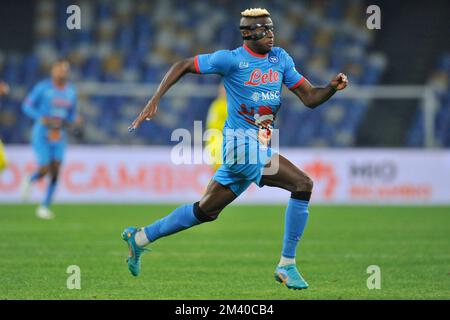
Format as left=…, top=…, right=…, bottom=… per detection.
left=195, top=45, right=305, bottom=134
left=22, top=79, right=77, bottom=142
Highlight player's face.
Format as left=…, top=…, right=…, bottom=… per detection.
left=255, top=17, right=274, bottom=50
left=51, top=62, right=70, bottom=83
left=241, top=17, right=275, bottom=53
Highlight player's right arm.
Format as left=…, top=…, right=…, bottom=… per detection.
left=22, top=82, right=45, bottom=121
left=22, top=82, right=61, bottom=128
left=129, top=50, right=234, bottom=131
left=129, top=58, right=197, bottom=131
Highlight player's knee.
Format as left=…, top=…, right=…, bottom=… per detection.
left=50, top=173, right=59, bottom=184
left=39, top=165, right=51, bottom=176
left=304, top=176, right=314, bottom=191
left=193, top=201, right=220, bottom=222
left=50, top=163, right=61, bottom=181
left=293, top=174, right=314, bottom=192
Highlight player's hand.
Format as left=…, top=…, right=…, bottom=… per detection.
left=0, top=81, right=10, bottom=96
left=41, top=117, right=63, bottom=128
left=128, top=99, right=158, bottom=132
left=330, top=73, right=348, bottom=91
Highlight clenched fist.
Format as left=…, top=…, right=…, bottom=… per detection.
left=330, top=73, right=348, bottom=91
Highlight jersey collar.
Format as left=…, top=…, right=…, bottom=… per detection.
left=243, top=44, right=269, bottom=58
left=52, top=80, right=67, bottom=91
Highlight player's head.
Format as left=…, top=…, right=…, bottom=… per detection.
left=51, top=58, right=70, bottom=84
left=240, top=8, right=274, bottom=53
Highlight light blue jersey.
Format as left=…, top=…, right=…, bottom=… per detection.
left=22, top=79, right=77, bottom=165
left=195, top=45, right=305, bottom=195
left=196, top=45, right=304, bottom=133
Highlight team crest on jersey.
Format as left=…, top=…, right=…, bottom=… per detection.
left=239, top=61, right=249, bottom=69
left=268, top=55, right=279, bottom=64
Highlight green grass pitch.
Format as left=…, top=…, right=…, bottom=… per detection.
left=0, top=204, right=449, bottom=300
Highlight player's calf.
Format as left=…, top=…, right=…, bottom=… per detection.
left=121, top=202, right=221, bottom=277
left=21, top=166, right=50, bottom=202
left=35, top=165, right=51, bottom=179
left=193, top=201, right=221, bottom=222
left=121, top=181, right=235, bottom=276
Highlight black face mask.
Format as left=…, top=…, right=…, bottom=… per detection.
left=240, top=23, right=274, bottom=41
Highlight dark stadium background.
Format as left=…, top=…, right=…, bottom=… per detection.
left=0, top=0, right=449, bottom=147
left=0, top=0, right=449, bottom=301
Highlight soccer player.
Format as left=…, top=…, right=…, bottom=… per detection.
left=205, top=84, right=228, bottom=170
left=21, top=59, right=77, bottom=219
left=123, top=8, right=348, bottom=289
left=0, top=80, right=10, bottom=172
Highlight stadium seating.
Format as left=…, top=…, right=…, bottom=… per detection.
left=0, top=0, right=387, bottom=146
left=407, top=53, right=450, bottom=147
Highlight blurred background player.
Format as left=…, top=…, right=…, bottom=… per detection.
left=205, top=84, right=227, bottom=170
left=0, top=80, right=10, bottom=172
left=21, top=59, right=78, bottom=219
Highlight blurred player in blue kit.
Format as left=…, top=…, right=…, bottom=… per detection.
left=21, top=59, right=78, bottom=219
left=124, top=8, right=348, bottom=289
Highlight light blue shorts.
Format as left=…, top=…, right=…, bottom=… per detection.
left=212, top=136, right=273, bottom=196
left=32, top=138, right=66, bottom=166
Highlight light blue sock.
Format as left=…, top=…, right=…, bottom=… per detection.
left=144, top=204, right=201, bottom=242
left=282, top=198, right=309, bottom=258
left=43, top=180, right=57, bottom=208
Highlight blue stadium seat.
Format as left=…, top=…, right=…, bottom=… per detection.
left=0, top=0, right=387, bottom=146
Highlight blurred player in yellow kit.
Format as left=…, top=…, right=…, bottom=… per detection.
left=0, top=80, right=10, bottom=172
left=205, top=84, right=227, bottom=170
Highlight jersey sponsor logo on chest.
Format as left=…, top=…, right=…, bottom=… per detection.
left=251, top=90, right=280, bottom=102
left=52, top=97, right=72, bottom=108
left=244, top=68, right=279, bottom=86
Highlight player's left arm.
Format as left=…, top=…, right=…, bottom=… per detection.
left=64, top=89, right=83, bottom=136
left=291, top=73, right=348, bottom=109
left=65, top=89, right=78, bottom=125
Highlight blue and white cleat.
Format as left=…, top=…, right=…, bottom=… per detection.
left=121, top=227, right=150, bottom=277
left=274, top=264, right=309, bottom=290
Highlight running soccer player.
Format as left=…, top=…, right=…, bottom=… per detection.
left=21, top=59, right=77, bottom=219
left=123, top=8, right=348, bottom=289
